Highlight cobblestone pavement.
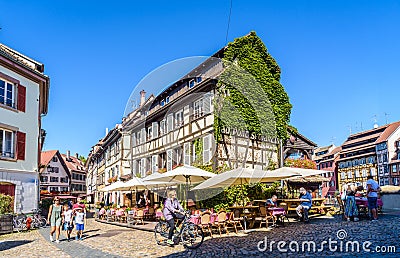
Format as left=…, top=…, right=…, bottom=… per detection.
left=1, top=212, right=400, bottom=257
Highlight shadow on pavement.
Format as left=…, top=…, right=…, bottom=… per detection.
left=0, top=240, right=33, bottom=251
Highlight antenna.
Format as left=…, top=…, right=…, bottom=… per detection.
left=384, top=112, right=389, bottom=124
left=330, top=137, right=336, bottom=146
left=372, top=115, right=378, bottom=129
left=347, top=125, right=352, bottom=135
left=360, top=122, right=363, bottom=131
left=355, top=122, right=359, bottom=132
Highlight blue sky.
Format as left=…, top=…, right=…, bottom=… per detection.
left=1, top=0, right=399, bottom=156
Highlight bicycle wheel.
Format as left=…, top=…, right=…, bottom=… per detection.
left=18, top=219, right=27, bottom=231
left=181, top=224, right=204, bottom=249
left=154, top=221, right=169, bottom=245
left=40, top=218, right=47, bottom=227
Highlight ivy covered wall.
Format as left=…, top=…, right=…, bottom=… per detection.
left=215, top=31, right=293, bottom=140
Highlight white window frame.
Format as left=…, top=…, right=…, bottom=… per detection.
left=175, top=110, right=184, bottom=127
left=0, top=128, right=15, bottom=158
left=0, top=79, right=15, bottom=108
left=193, top=99, right=203, bottom=119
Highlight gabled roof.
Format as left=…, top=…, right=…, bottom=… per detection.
left=61, top=154, right=86, bottom=172
left=40, top=150, right=58, bottom=168
left=376, top=121, right=400, bottom=143
left=40, top=150, right=70, bottom=176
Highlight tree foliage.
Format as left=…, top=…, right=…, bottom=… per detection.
left=217, top=31, right=293, bottom=140
left=285, top=158, right=317, bottom=169
left=0, top=194, right=14, bottom=214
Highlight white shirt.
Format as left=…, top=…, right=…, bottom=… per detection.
left=75, top=211, right=85, bottom=224
left=367, top=179, right=379, bottom=198
left=63, top=210, right=73, bottom=222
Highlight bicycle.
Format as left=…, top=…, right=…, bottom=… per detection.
left=30, top=209, right=47, bottom=228
left=13, top=214, right=27, bottom=232
left=154, top=210, right=204, bottom=249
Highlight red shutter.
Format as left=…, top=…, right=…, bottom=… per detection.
left=17, top=85, right=26, bottom=112
left=16, top=131, right=26, bottom=160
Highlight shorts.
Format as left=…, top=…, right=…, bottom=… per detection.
left=51, top=218, right=62, bottom=227
left=76, top=223, right=84, bottom=231
left=63, top=222, right=73, bottom=231
left=368, top=197, right=378, bottom=209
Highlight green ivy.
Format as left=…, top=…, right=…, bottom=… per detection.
left=0, top=194, right=13, bottom=214
left=215, top=31, right=293, bottom=140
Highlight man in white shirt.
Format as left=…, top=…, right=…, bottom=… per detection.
left=366, top=176, right=380, bottom=220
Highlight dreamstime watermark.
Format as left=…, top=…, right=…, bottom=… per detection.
left=257, top=229, right=396, bottom=254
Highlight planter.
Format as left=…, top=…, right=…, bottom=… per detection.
left=0, top=214, right=13, bottom=234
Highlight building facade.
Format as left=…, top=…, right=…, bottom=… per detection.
left=0, top=43, right=49, bottom=213
left=337, top=122, right=400, bottom=191
left=39, top=150, right=70, bottom=194
left=62, top=151, right=86, bottom=197
left=389, top=139, right=400, bottom=185
left=313, top=145, right=341, bottom=197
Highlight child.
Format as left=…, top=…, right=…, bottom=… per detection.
left=74, top=207, right=85, bottom=240
left=62, top=204, right=74, bottom=241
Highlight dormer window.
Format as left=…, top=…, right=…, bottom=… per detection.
left=196, top=77, right=202, bottom=83
left=189, top=79, right=195, bottom=88
left=160, top=100, right=165, bottom=107
left=165, top=96, right=170, bottom=104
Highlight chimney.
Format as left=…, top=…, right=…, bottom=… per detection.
left=75, top=153, right=79, bottom=159
left=140, top=90, right=146, bottom=107
left=67, top=150, right=70, bottom=160
left=105, top=127, right=109, bottom=135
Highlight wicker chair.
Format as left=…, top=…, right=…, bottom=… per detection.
left=199, top=211, right=213, bottom=237
left=213, top=210, right=229, bottom=236
left=256, top=206, right=275, bottom=228
left=226, top=211, right=244, bottom=234
left=133, top=209, right=144, bottom=225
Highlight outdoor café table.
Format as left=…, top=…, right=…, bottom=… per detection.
left=228, top=206, right=259, bottom=230
left=190, top=215, right=200, bottom=225
left=279, top=198, right=326, bottom=213
left=355, top=197, right=383, bottom=207
left=267, top=207, right=286, bottom=226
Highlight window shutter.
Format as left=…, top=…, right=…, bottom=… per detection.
left=167, top=149, right=173, bottom=171
left=17, top=85, right=26, bottom=112
left=152, top=122, right=159, bottom=138
left=132, top=133, right=136, bottom=147
left=167, top=114, right=174, bottom=132
left=152, top=155, right=158, bottom=173
left=203, top=92, right=212, bottom=114
left=183, top=142, right=191, bottom=165
left=141, top=128, right=146, bottom=143
left=183, top=105, right=190, bottom=124
left=203, top=134, right=212, bottom=164
left=132, top=160, right=137, bottom=175
left=140, top=158, right=146, bottom=177
left=16, top=131, right=26, bottom=160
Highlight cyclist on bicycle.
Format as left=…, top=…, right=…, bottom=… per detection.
left=163, top=190, right=184, bottom=245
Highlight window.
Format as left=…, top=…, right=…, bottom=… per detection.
left=160, top=120, right=166, bottom=135
left=50, top=177, right=59, bottom=182
left=193, top=99, right=203, bottom=119
left=40, top=176, right=48, bottom=182
left=355, top=169, right=360, bottom=178
left=0, top=129, right=14, bottom=158
left=147, top=127, right=152, bottom=140
left=341, top=172, right=345, bottom=179
left=393, top=165, right=398, bottom=173
left=189, top=79, right=195, bottom=88
left=49, top=187, right=58, bottom=192
left=0, top=79, right=15, bottom=108
left=52, top=156, right=58, bottom=162
left=165, top=96, right=170, bottom=104
left=362, top=169, right=367, bottom=177
left=347, top=171, right=352, bottom=179
left=196, top=77, right=202, bottom=83
left=60, top=177, right=68, bottom=183
left=60, top=187, right=68, bottom=192
left=40, top=186, right=47, bottom=191
left=393, top=178, right=399, bottom=186
left=160, top=99, right=165, bottom=107
left=175, top=110, right=184, bottom=127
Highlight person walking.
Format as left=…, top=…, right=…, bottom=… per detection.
left=47, top=197, right=62, bottom=243
left=367, top=176, right=381, bottom=220
left=74, top=207, right=86, bottom=240
left=344, top=184, right=359, bottom=221
left=62, top=204, right=74, bottom=241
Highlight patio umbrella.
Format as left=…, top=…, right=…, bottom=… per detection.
left=271, top=167, right=330, bottom=177
left=192, top=167, right=298, bottom=190
left=143, top=165, right=215, bottom=205
left=99, top=181, right=127, bottom=192
left=192, top=167, right=298, bottom=231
